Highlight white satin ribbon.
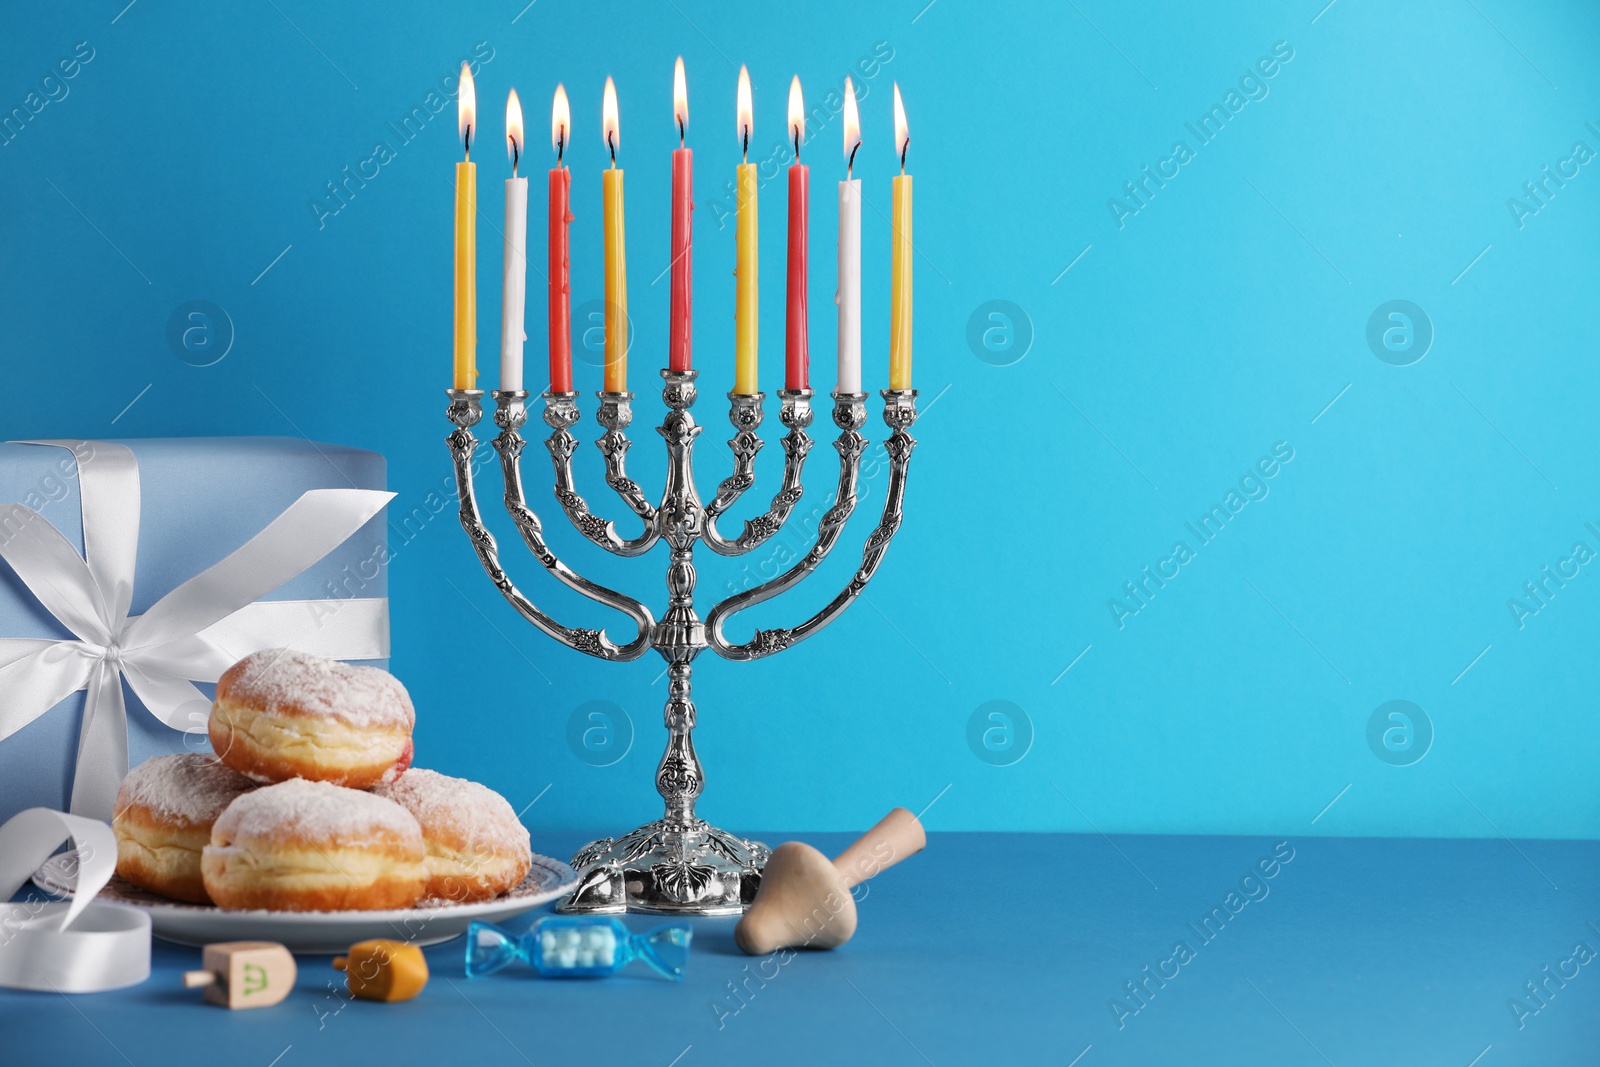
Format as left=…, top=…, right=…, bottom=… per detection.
left=0, top=440, right=394, bottom=819
left=0, top=808, right=149, bottom=992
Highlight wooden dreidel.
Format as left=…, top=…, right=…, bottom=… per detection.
left=183, top=942, right=296, bottom=1008
left=735, top=807, right=926, bottom=955
left=332, top=940, right=428, bottom=1002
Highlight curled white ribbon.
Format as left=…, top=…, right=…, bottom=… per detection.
left=0, top=808, right=149, bottom=992
left=0, top=440, right=394, bottom=819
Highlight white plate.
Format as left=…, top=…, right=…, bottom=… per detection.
left=32, top=849, right=578, bottom=954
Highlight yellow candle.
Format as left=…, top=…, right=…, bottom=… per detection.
left=734, top=65, right=758, bottom=394
left=454, top=62, right=478, bottom=390
left=735, top=164, right=759, bottom=393
left=889, top=83, right=912, bottom=392
left=602, top=77, right=627, bottom=393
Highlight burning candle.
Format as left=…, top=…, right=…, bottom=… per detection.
left=784, top=76, right=809, bottom=392
left=670, top=57, right=693, bottom=373
left=734, top=65, right=758, bottom=394
left=602, top=76, right=627, bottom=394
left=501, top=88, right=528, bottom=392
left=549, top=85, right=573, bottom=393
left=836, top=77, right=862, bottom=395
left=453, top=62, right=477, bottom=390
left=889, top=83, right=912, bottom=391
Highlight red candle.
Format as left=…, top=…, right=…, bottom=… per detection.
left=669, top=58, right=693, bottom=372
left=548, top=84, right=574, bottom=393
left=784, top=76, right=809, bottom=391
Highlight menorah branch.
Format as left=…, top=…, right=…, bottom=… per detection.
left=446, top=389, right=655, bottom=661
left=702, top=390, right=764, bottom=517
left=595, top=391, right=660, bottom=522
left=545, top=391, right=660, bottom=557
left=701, top=389, right=815, bottom=556
left=706, top=389, right=917, bottom=661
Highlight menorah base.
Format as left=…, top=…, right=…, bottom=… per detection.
left=557, top=818, right=772, bottom=915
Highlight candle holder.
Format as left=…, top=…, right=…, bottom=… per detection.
left=446, top=370, right=918, bottom=914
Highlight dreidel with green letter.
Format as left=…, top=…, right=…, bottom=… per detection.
left=183, top=941, right=297, bottom=1008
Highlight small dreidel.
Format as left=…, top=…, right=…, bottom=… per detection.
left=736, top=807, right=926, bottom=955
left=183, top=941, right=296, bottom=1008
left=332, top=940, right=429, bottom=1002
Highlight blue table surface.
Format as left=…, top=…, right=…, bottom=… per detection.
left=3, top=831, right=1596, bottom=1066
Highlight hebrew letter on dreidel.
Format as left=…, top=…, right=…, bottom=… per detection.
left=182, top=942, right=296, bottom=1008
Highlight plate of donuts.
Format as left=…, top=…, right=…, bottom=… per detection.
left=33, top=649, right=581, bottom=953
left=33, top=851, right=578, bottom=953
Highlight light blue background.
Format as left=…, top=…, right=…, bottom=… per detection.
left=2, top=0, right=1596, bottom=839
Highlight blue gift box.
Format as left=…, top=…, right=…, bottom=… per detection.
left=0, top=437, right=389, bottom=822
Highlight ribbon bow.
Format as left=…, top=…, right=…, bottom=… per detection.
left=0, top=440, right=393, bottom=819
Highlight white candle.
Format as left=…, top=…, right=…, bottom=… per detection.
left=501, top=88, right=528, bottom=392
left=837, top=179, right=861, bottom=393
left=501, top=176, right=528, bottom=390
left=836, top=77, right=862, bottom=394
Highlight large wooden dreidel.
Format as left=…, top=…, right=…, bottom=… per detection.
left=735, top=807, right=926, bottom=955
left=183, top=942, right=296, bottom=1008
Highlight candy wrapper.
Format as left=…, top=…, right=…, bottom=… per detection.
left=466, top=917, right=692, bottom=980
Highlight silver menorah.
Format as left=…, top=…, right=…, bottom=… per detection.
left=446, top=370, right=918, bottom=914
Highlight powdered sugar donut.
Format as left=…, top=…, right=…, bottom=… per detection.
left=373, top=769, right=532, bottom=903
left=113, top=753, right=257, bottom=903
left=209, top=649, right=415, bottom=788
left=201, top=778, right=427, bottom=911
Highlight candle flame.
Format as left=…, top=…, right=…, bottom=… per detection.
left=673, top=56, right=688, bottom=136
left=787, top=75, right=804, bottom=153
left=602, top=76, right=619, bottom=162
left=842, top=76, right=860, bottom=169
left=893, top=82, right=909, bottom=169
left=736, top=65, right=752, bottom=155
left=457, top=62, right=476, bottom=157
left=506, top=88, right=523, bottom=171
left=551, top=83, right=570, bottom=158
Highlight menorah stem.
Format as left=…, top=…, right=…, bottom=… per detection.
left=657, top=658, right=701, bottom=828
left=653, top=368, right=707, bottom=829
left=559, top=368, right=771, bottom=915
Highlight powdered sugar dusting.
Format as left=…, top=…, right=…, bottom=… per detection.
left=374, top=769, right=530, bottom=854
left=116, top=753, right=256, bottom=827
left=213, top=778, right=423, bottom=847
left=219, top=649, right=414, bottom=729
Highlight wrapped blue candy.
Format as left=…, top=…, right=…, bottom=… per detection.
left=465, top=917, right=692, bottom=981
